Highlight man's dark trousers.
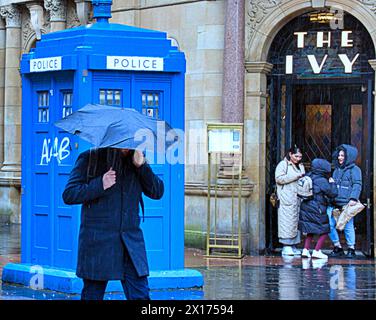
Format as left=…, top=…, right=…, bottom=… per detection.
left=80, top=248, right=150, bottom=300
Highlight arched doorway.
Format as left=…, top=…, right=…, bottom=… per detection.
left=265, top=10, right=375, bottom=256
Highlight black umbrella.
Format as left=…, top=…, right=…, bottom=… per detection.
left=54, top=103, right=178, bottom=153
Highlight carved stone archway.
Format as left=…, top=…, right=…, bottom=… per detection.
left=244, top=0, right=376, bottom=254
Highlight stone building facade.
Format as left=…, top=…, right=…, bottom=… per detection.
left=1, top=0, right=376, bottom=256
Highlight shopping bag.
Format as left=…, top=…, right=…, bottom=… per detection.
left=336, top=201, right=365, bottom=231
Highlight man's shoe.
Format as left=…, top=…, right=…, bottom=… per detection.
left=281, top=246, right=295, bottom=256
left=346, top=248, right=356, bottom=258
left=329, top=246, right=345, bottom=257
left=312, top=250, right=328, bottom=260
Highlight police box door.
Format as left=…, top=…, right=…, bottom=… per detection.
left=29, top=72, right=78, bottom=268
left=92, top=72, right=171, bottom=270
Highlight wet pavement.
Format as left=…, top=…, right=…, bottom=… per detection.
left=1, top=223, right=376, bottom=300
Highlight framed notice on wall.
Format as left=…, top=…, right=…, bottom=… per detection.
left=207, top=123, right=243, bottom=153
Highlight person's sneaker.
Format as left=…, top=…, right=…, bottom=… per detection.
left=281, top=246, right=295, bottom=256
left=301, top=248, right=311, bottom=258
left=312, top=250, right=328, bottom=260
left=292, top=246, right=302, bottom=255
left=329, top=246, right=345, bottom=257
left=346, top=248, right=356, bottom=258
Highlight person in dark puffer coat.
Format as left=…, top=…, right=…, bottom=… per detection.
left=299, top=158, right=338, bottom=260
left=328, top=144, right=363, bottom=258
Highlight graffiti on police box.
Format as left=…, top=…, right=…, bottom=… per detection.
left=40, top=137, right=70, bottom=165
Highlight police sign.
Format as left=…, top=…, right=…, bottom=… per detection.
left=107, top=56, right=164, bottom=71
left=30, top=57, right=62, bottom=72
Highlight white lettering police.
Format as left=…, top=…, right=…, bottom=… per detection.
left=30, top=57, right=62, bottom=73
left=107, top=56, right=164, bottom=71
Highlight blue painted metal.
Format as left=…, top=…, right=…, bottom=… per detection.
left=2, top=263, right=204, bottom=294
left=3, top=1, right=201, bottom=293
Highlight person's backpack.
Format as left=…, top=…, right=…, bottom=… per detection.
left=297, top=175, right=313, bottom=200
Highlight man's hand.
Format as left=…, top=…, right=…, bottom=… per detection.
left=349, top=200, right=357, bottom=206
left=133, top=150, right=146, bottom=168
left=102, top=167, right=116, bottom=190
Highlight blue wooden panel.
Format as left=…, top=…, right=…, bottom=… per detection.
left=33, top=173, right=49, bottom=207
left=133, top=75, right=172, bottom=270
left=27, top=75, right=76, bottom=268
left=32, top=213, right=50, bottom=265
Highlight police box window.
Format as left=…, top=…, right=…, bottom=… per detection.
left=62, top=91, right=73, bottom=118
left=142, top=92, right=160, bottom=119
left=99, top=89, right=122, bottom=106
left=37, top=91, right=49, bottom=123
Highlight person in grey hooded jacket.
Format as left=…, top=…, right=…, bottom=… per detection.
left=328, top=144, right=362, bottom=258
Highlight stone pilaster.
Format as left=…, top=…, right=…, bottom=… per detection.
left=74, top=0, right=91, bottom=25
left=221, top=0, right=245, bottom=123
left=0, top=18, right=5, bottom=167
left=368, top=59, right=376, bottom=258
left=244, top=61, right=273, bottom=254
left=0, top=5, right=21, bottom=224
left=0, top=5, right=22, bottom=176
left=44, top=0, right=67, bottom=32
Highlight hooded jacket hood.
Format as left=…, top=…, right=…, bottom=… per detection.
left=311, top=158, right=331, bottom=176
left=333, top=144, right=358, bottom=168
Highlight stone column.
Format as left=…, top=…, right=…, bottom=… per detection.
left=367, top=59, right=376, bottom=258
left=0, top=19, right=5, bottom=167
left=44, top=0, right=67, bottom=32
left=0, top=5, right=21, bottom=224
left=221, top=0, right=245, bottom=123
left=244, top=61, right=273, bottom=254
left=0, top=5, right=22, bottom=176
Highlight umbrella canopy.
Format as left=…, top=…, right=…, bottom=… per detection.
left=54, top=103, right=178, bottom=152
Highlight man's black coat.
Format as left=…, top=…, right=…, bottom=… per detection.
left=63, top=149, right=164, bottom=280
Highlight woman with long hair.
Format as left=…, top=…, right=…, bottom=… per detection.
left=275, top=145, right=305, bottom=256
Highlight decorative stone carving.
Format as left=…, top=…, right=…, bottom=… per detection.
left=358, top=1, right=376, bottom=14
left=312, top=0, right=326, bottom=7
left=22, top=6, right=49, bottom=53
left=247, top=0, right=282, bottom=47
left=27, top=3, right=44, bottom=40
left=66, top=3, right=81, bottom=28
left=0, top=5, right=21, bottom=28
left=44, top=0, right=67, bottom=22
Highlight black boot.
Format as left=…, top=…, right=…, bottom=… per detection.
left=346, top=248, right=356, bottom=258
left=330, top=246, right=345, bottom=257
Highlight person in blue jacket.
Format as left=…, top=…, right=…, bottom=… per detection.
left=328, top=144, right=362, bottom=258
left=299, top=159, right=338, bottom=260
left=63, top=148, right=164, bottom=300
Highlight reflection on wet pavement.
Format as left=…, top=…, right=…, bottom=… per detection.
left=1, top=224, right=376, bottom=300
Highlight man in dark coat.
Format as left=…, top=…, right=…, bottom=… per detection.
left=62, top=148, right=164, bottom=300
left=299, top=158, right=338, bottom=259
left=328, top=144, right=362, bottom=258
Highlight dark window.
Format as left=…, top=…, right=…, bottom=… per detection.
left=141, top=91, right=160, bottom=119
left=99, top=89, right=122, bottom=106
left=37, top=91, right=49, bottom=123
left=62, top=91, right=73, bottom=118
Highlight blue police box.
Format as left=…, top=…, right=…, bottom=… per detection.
left=2, top=0, right=203, bottom=294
